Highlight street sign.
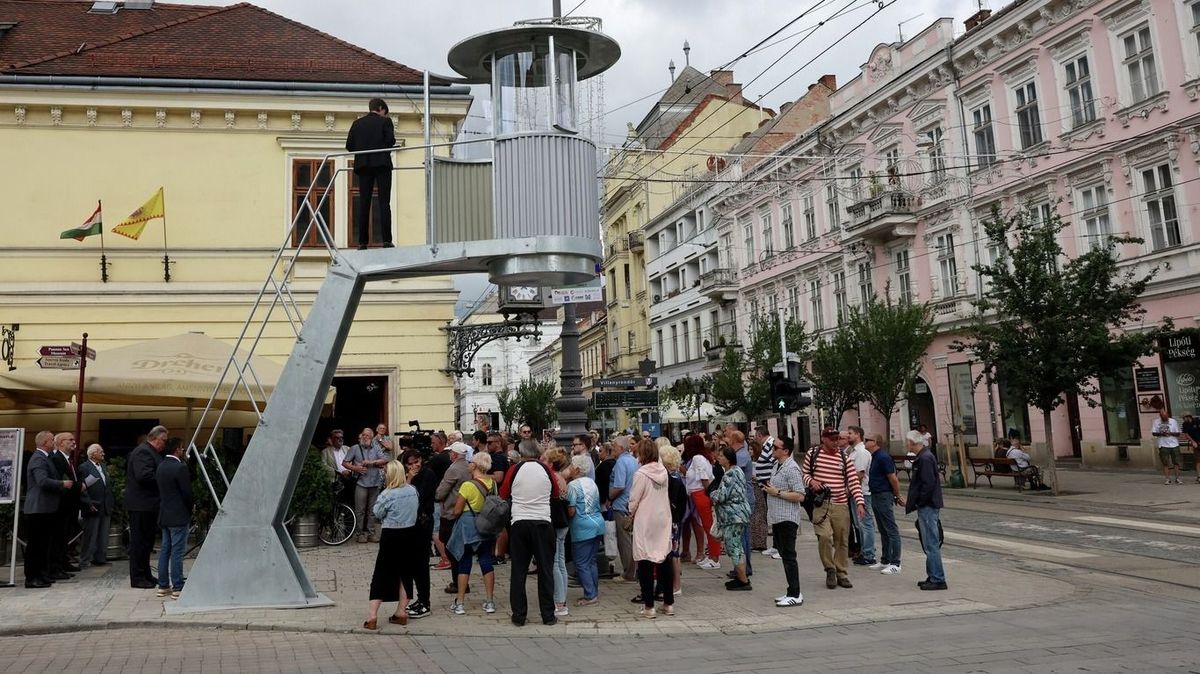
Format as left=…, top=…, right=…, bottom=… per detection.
left=39, top=345, right=76, bottom=357
left=593, top=376, right=656, bottom=388
left=37, top=355, right=80, bottom=369
left=550, top=287, right=603, bottom=304
left=71, top=342, right=97, bottom=360
left=594, top=390, right=659, bottom=409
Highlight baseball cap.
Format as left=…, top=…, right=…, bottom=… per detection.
left=449, top=442, right=470, bottom=455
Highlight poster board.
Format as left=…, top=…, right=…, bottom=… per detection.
left=0, top=428, right=21, bottom=505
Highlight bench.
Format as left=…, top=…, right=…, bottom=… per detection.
left=968, top=457, right=1040, bottom=490
left=891, top=454, right=947, bottom=482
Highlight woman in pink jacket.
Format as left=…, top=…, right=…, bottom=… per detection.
left=628, top=438, right=674, bottom=618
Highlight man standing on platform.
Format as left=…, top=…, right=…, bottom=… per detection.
left=126, top=425, right=168, bottom=589
left=345, top=97, right=395, bottom=250
left=78, top=444, right=114, bottom=569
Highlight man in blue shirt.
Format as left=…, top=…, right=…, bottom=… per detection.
left=866, top=433, right=904, bottom=575
left=729, top=430, right=754, bottom=577
left=608, top=435, right=639, bottom=581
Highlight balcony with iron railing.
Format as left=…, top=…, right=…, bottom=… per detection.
left=845, top=189, right=918, bottom=240
left=699, top=267, right=738, bottom=302
left=702, top=322, right=741, bottom=361
left=627, top=230, right=644, bottom=252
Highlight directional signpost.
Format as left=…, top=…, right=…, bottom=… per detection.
left=593, top=376, right=656, bottom=388
left=550, top=287, right=603, bottom=304
left=593, top=390, right=659, bottom=410
left=39, top=336, right=95, bottom=463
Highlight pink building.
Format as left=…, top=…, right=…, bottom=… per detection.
left=713, top=0, right=1200, bottom=469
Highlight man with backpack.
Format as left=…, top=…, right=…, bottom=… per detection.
left=801, top=430, right=866, bottom=590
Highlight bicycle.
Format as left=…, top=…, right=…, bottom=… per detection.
left=283, top=481, right=357, bottom=546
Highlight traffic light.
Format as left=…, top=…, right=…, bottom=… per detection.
left=793, top=376, right=812, bottom=411
left=770, top=370, right=798, bottom=414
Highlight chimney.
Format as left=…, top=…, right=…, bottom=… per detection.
left=709, top=69, right=733, bottom=85
left=964, top=9, right=992, bottom=32
left=818, top=74, right=837, bottom=91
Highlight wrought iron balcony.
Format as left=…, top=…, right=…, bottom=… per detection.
left=627, top=230, right=644, bottom=252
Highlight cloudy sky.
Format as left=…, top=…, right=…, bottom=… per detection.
left=210, top=0, right=980, bottom=313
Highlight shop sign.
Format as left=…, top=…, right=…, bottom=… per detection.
left=1160, top=331, right=1198, bottom=363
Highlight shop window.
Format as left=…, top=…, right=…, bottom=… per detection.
left=997, top=374, right=1032, bottom=442
left=1100, top=369, right=1141, bottom=445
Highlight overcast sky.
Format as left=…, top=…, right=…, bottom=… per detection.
left=208, top=0, right=982, bottom=314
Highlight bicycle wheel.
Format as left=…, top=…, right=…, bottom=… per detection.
left=319, top=503, right=356, bottom=546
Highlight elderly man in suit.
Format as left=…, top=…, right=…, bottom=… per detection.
left=126, top=425, right=168, bottom=589
left=155, top=437, right=192, bottom=599
left=78, top=443, right=114, bottom=569
left=23, top=430, right=73, bottom=588
left=48, top=431, right=81, bottom=576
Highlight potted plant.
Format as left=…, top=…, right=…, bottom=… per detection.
left=288, top=448, right=333, bottom=548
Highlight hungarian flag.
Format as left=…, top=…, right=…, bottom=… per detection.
left=112, top=187, right=165, bottom=240
left=60, top=202, right=103, bottom=241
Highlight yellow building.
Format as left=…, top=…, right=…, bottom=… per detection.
left=0, top=1, right=470, bottom=449
left=601, top=67, right=765, bottom=429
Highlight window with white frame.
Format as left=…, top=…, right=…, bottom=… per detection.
left=926, top=125, right=947, bottom=179
left=1141, top=164, right=1180, bottom=250
left=719, top=233, right=733, bottom=268
left=697, top=209, right=706, bottom=231
left=802, top=194, right=817, bottom=240
left=1064, top=54, right=1097, bottom=128
left=857, top=260, right=873, bottom=305
left=788, top=285, right=800, bottom=318
left=655, top=329, right=664, bottom=364
left=768, top=292, right=778, bottom=316
left=481, top=363, right=493, bottom=387
left=681, top=321, right=690, bottom=361
left=808, top=278, right=824, bottom=331
left=742, top=218, right=755, bottom=265
left=884, top=147, right=901, bottom=186
left=1078, top=184, right=1111, bottom=250
left=972, top=104, right=997, bottom=168
left=693, top=317, right=702, bottom=357
left=895, top=249, right=914, bottom=304
left=1121, top=25, right=1158, bottom=103
left=780, top=202, right=794, bottom=250
left=935, top=233, right=960, bottom=298
left=847, top=164, right=863, bottom=203
left=1014, top=81, right=1043, bottom=149
left=678, top=267, right=688, bottom=290
left=824, top=167, right=840, bottom=231
left=832, top=270, right=848, bottom=324
left=1190, top=1, right=1200, bottom=62
left=611, top=319, right=619, bottom=354
left=1026, top=201, right=1053, bottom=227
left=670, top=325, right=679, bottom=364
left=760, top=207, right=774, bottom=256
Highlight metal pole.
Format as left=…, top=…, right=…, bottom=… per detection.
left=424, top=69, right=433, bottom=248
left=73, top=332, right=88, bottom=460
left=555, top=302, right=588, bottom=448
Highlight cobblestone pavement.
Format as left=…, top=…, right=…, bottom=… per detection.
left=0, top=589, right=1196, bottom=673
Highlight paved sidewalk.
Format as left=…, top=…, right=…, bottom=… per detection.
left=0, top=521, right=1074, bottom=638
left=940, top=466, right=1200, bottom=517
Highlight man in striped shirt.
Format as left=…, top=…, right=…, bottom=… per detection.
left=802, top=429, right=866, bottom=590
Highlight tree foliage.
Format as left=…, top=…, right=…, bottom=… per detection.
left=663, top=375, right=713, bottom=426
left=709, top=312, right=808, bottom=421
left=954, top=206, right=1172, bottom=490
left=497, top=386, right=519, bottom=432
left=513, top=377, right=559, bottom=434
left=852, top=294, right=937, bottom=433
left=807, top=330, right=864, bottom=428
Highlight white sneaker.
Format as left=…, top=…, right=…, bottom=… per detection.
left=451, top=601, right=465, bottom=615
left=881, top=564, right=901, bottom=575
left=768, top=550, right=782, bottom=560
left=482, top=600, right=496, bottom=614
left=698, top=559, right=721, bottom=570
left=694, top=557, right=710, bottom=567
left=868, top=561, right=885, bottom=570
left=775, top=595, right=804, bottom=607
left=761, top=547, right=778, bottom=557
left=1176, top=478, right=1184, bottom=485
left=1165, top=479, right=1172, bottom=485
left=554, top=605, right=569, bottom=617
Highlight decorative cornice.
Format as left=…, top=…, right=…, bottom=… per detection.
left=190, top=109, right=201, bottom=128
left=1100, top=0, right=1151, bottom=30
left=1115, top=90, right=1169, bottom=128
left=1046, top=23, right=1092, bottom=59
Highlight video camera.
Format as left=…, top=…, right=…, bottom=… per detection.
left=395, top=419, right=434, bottom=459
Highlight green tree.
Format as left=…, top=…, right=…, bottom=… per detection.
left=664, top=375, right=713, bottom=427
left=709, top=312, right=807, bottom=422
left=497, top=386, right=519, bottom=432
left=852, top=294, right=936, bottom=439
left=807, top=329, right=864, bottom=428
left=954, top=206, right=1172, bottom=494
left=514, top=377, right=558, bottom=434
left=710, top=346, right=749, bottom=417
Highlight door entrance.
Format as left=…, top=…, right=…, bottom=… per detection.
left=317, top=375, right=388, bottom=446
left=909, top=376, right=938, bottom=455
left=1065, top=392, right=1083, bottom=457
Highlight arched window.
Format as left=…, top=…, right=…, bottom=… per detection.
left=481, top=363, right=493, bottom=386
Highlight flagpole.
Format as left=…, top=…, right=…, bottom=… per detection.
left=98, top=200, right=109, bottom=283
left=160, top=188, right=171, bottom=282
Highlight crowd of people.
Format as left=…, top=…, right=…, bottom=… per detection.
left=339, top=421, right=949, bottom=628
left=21, top=425, right=192, bottom=599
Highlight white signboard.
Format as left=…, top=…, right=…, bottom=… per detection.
left=550, top=287, right=603, bottom=304
left=0, top=428, right=22, bottom=505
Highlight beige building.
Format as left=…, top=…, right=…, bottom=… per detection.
left=601, top=67, right=765, bottom=429
left=0, top=1, right=470, bottom=450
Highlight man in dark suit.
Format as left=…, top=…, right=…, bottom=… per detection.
left=78, top=443, right=114, bottom=569
left=48, top=432, right=81, bottom=575
left=344, top=97, right=395, bottom=249
left=126, top=425, right=168, bottom=589
left=22, top=430, right=73, bottom=588
left=155, top=437, right=192, bottom=598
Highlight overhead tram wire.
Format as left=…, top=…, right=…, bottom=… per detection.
left=606, top=0, right=896, bottom=194
left=593, top=0, right=837, bottom=178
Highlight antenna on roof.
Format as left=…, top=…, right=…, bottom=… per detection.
left=682, top=40, right=690, bottom=67
left=897, top=14, right=923, bottom=42
left=668, top=59, right=676, bottom=82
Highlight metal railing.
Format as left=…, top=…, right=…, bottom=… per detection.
left=845, top=190, right=917, bottom=230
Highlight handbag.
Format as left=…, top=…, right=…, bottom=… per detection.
left=800, top=447, right=822, bottom=521
left=603, top=519, right=618, bottom=550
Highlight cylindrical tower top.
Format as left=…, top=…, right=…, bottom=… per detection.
left=447, top=25, right=620, bottom=135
